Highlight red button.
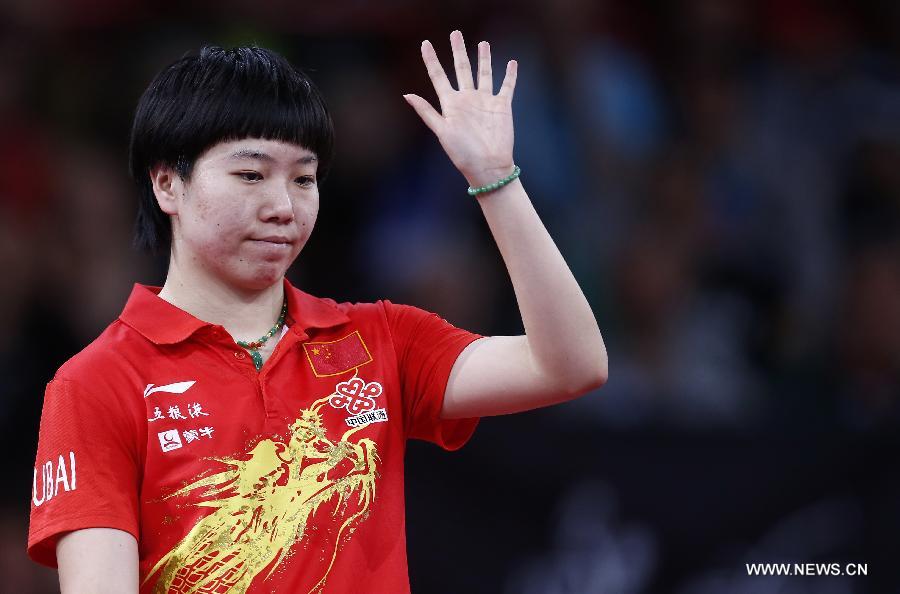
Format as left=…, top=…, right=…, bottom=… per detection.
left=234, top=351, right=246, bottom=360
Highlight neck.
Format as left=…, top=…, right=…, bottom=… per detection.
left=158, top=255, right=287, bottom=343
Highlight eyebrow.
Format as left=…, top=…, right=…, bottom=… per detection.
left=227, top=149, right=318, bottom=165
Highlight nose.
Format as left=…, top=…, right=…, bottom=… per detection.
left=261, top=182, right=295, bottom=223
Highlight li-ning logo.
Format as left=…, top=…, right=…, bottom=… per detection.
left=144, top=381, right=196, bottom=398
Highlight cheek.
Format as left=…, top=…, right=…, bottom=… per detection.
left=195, top=193, right=244, bottom=229
left=187, top=176, right=245, bottom=227
left=295, top=197, right=320, bottom=230
left=184, top=199, right=246, bottom=250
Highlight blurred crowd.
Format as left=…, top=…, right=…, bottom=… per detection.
left=1, top=0, right=897, bottom=593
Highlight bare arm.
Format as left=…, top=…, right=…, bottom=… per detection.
left=57, top=528, right=139, bottom=594
left=404, top=31, right=608, bottom=419
left=440, top=178, right=607, bottom=418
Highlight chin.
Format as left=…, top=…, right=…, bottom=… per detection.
left=233, top=262, right=290, bottom=291
left=218, top=246, right=302, bottom=290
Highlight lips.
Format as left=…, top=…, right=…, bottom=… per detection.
left=250, top=235, right=294, bottom=245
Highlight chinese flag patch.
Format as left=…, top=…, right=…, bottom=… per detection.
left=303, top=331, right=374, bottom=377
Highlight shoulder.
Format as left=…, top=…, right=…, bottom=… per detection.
left=315, top=297, right=438, bottom=334
left=286, top=282, right=390, bottom=328
left=322, top=296, right=431, bottom=318
left=52, top=319, right=147, bottom=393
left=39, top=320, right=148, bottom=433
left=292, top=289, right=392, bottom=328
left=322, top=297, right=387, bottom=318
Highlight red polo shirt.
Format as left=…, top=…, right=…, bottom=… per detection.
left=28, top=279, right=482, bottom=593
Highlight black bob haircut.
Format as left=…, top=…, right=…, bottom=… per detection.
left=128, top=45, right=335, bottom=252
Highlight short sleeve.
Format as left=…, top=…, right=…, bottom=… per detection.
left=27, top=377, right=141, bottom=567
left=383, top=300, right=484, bottom=450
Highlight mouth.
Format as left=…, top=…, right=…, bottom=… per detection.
left=249, top=236, right=294, bottom=246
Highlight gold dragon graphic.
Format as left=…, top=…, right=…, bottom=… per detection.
left=144, top=393, right=379, bottom=594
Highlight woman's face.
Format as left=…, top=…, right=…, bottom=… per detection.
left=160, top=137, right=320, bottom=291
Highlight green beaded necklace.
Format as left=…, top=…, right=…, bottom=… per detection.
left=236, top=299, right=288, bottom=371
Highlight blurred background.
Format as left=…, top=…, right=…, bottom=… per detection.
left=1, top=0, right=898, bottom=592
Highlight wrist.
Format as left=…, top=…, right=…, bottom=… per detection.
left=463, top=164, right=516, bottom=189
left=466, top=165, right=521, bottom=197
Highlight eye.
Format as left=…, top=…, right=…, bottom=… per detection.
left=237, top=171, right=263, bottom=182
left=295, top=176, right=317, bottom=187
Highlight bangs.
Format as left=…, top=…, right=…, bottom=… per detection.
left=168, top=47, right=333, bottom=173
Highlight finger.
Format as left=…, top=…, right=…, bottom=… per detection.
left=498, top=59, right=518, bottom=102
left=421, top=40, right=453, bottom=107
left=477, top=41, right=493, bottom=93
left=450, top=30, right=474, bottom=90
left=403, top=94, right=444, bottom=135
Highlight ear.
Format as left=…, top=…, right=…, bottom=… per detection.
left=149, top=163, right=184, bottom=216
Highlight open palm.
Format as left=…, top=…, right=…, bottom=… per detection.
left=404, top=30, right=518, bottom=188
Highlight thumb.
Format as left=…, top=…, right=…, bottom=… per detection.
left=403, top=94, right=443, bottom=135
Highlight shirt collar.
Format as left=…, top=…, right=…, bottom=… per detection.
left=119, top=278, right=351, bottom=345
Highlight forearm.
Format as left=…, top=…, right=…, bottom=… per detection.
left=475, top=176, right=608, bottom=392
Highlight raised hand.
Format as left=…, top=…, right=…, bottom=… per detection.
left=403, top=30, right=518, bottom=189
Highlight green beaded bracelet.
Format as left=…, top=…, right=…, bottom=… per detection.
left=467, top=165, right=521, bottom=196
